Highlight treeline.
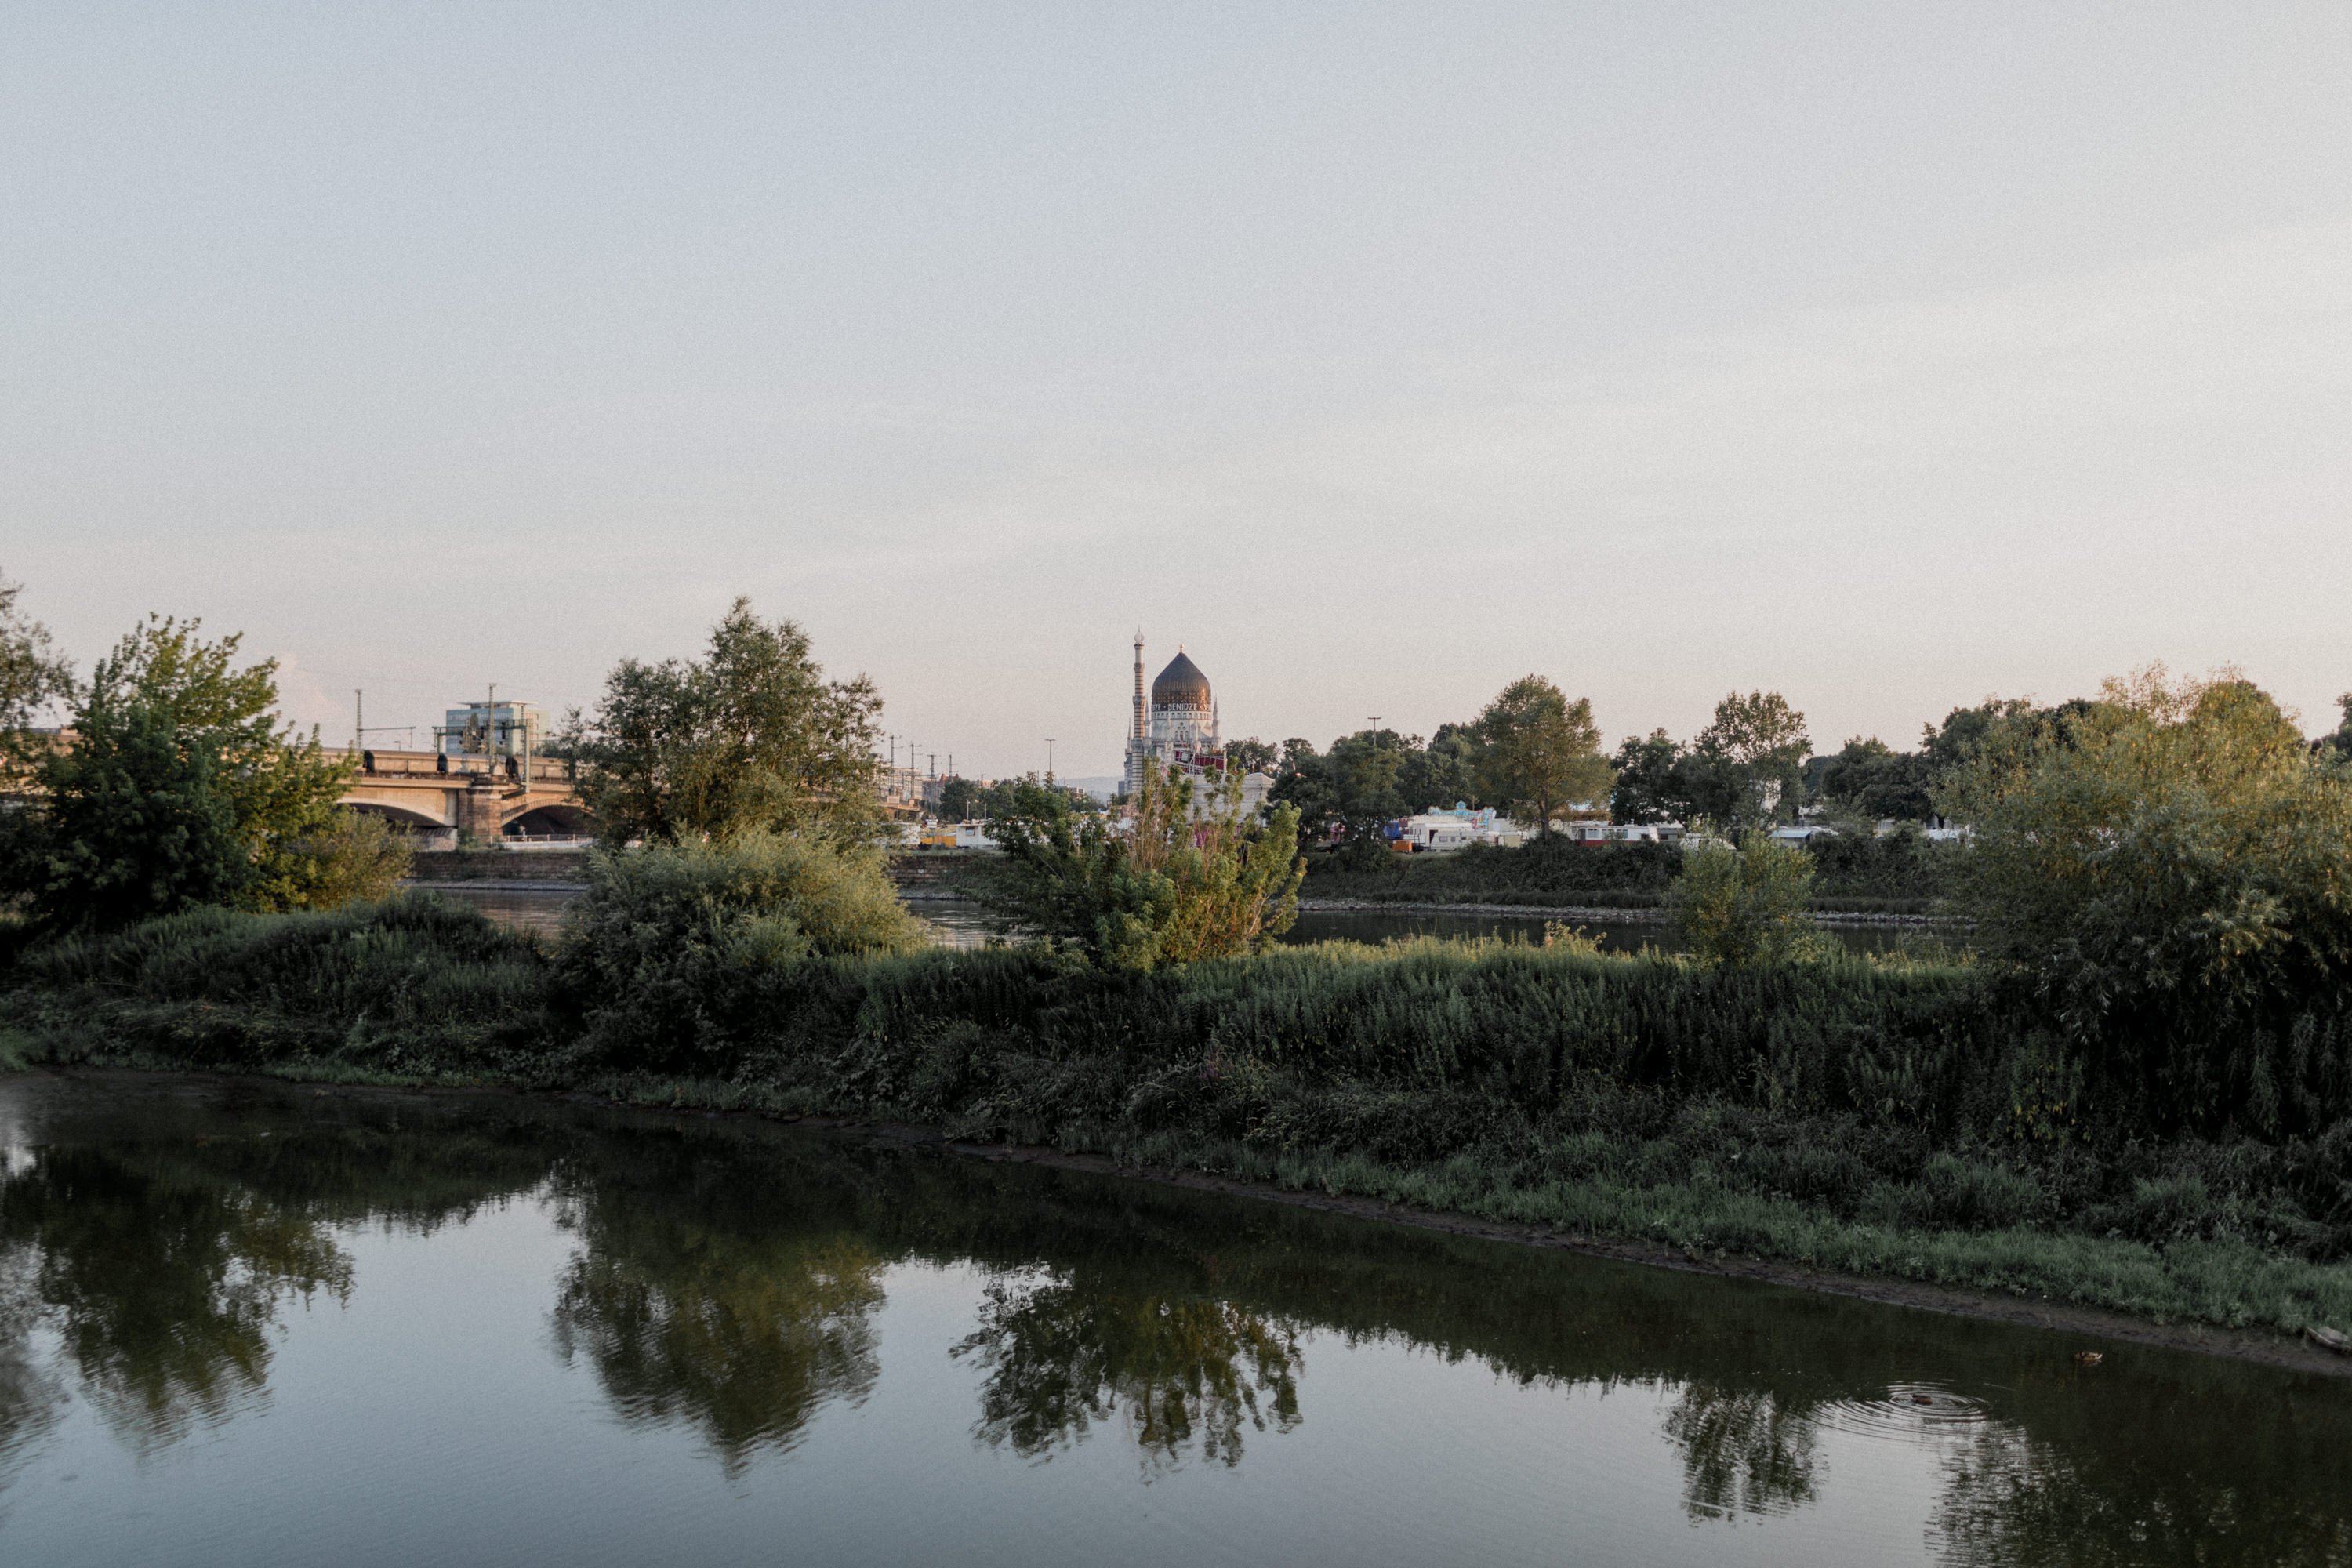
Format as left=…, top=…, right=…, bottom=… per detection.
left=931, top=774, right=1100, bottom=822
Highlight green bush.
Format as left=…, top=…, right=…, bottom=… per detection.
left=552, top=831, right=926, bottom=1069
left=1666, top=831, right=1817, bottom=967
left=1944, top=670, right=2352, bottom=1134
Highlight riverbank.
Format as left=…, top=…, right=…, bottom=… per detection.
left=1294, top=896, right=1956, bottom=928
left=5, top=895, right=2349, bottom=1354
left=13, top=1060, right=2343, bottom=1378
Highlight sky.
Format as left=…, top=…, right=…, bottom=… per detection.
left=5, top=2, right=2348, bottom=780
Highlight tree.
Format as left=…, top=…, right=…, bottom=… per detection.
left=1940, top=666, right=2352, bottom=1131
left=977, top=760, right=1304, bottom=970
left=1610, top=729, right=1684, bottom=824
left=554, top=598, right=884, bottom=845
left=1399, top=723, right=1483, bottom=813
left=294, top=810, right=415, bottom=909
left=1473, top=677, right=1613, bottom=838
left=1666, top=829, right=1818, bottom=967
left=1268, top=732, right=1407, bottom=862
left=555, top=829, right=926, bottom=1066
left=1693, top=691, right=1809, bottom=828
left=1224, top=737, right=1279, bottom=775
left=0, top=617, right=354, bottom=931
left=0, top=572, right=71, bottom=734
left=1817, top=736, right=1937, bottom=822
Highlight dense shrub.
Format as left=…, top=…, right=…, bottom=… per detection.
left=1945, top=670, right=2352, bottom=1135
left=1665, top=831, right=1817, bottom=967
left=552, top=831, right=926, bottom=1069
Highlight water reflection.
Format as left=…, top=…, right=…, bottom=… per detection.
left=0, top=1074, right=2347, bottom=1566
left=954, top=1270, right=1302, bottom=1469
left=0, top=1145, right=351, bottom=1445
left=549, top=1207, right=886, bottom=1471
left=1661, top=1383, right=1821, bottom=1520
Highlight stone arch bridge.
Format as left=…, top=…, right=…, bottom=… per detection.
left=336, top=748, right=590, bottom=840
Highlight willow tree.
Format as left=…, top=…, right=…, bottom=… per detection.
left=555, top=599, right=884, bottom=845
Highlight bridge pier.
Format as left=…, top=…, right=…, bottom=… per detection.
left=459, top=775, right=507, bottom=843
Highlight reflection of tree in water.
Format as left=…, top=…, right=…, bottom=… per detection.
left=548, top=1204, right=886, bottom=1474
left=1659, top=1381, right=1821, bottom=1521
left=0, top=1242, right=65, bottom=1497
left=0, top=1147, right=351, bottom=1448
left=1929, top=1413, right=2352, bottom=1567
left=951, top=1269, right=1303, bottom=1471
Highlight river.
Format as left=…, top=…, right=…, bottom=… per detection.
left=0, top=1072, right=2341, bottom=1565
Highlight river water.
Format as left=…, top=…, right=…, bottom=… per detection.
left=0, top=1072, right=2343, bottom=1566
left=426, top=885, right=1923, bottom=956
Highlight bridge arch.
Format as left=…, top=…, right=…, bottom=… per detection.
left=503, top=803, right=593, bottom=837
left=344, top=797, right=456, bottom=829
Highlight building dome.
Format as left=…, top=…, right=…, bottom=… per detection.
left=1151, top=649, right=1211, bottom=708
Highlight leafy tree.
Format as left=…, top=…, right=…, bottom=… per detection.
left=294, top=810, right=415, bottom=909
left=1473, top=676, right=1612, bottom=838
left=1816, top=736, right=1937, bottom=822
left=0, top=571, right=71, bottom=733
left=554, top=598, right=884, bottom=845
left=1693, top=691, right=1809, bottom=828
left=1399, top=722, right=1483, bottom=813
left=1666, top=829, right=1819, bottom=967
left=1, top=617, right=353, bottom=931
left=1269, top=732, right=1407, bottom=862
left=1939, top=666, right=2352, bottom=1131
left=934, top=775, right=982, bottom=821
left=933, top=773, right=1095, bottom=822
left=3, top=695, right=246, bottom=931
left=978, top=760, right=1303, bottom=970
left=1610, top=729, right=1685, bottom=824
left=1224, top=736, right=1279, bottom=774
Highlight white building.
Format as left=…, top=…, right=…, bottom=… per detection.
left=1123, top=635, right=1223, bottom=796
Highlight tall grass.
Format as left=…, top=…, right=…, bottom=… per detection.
left=4, top=894, right=550, bottom=1074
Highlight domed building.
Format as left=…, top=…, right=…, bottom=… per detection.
left=1123, top=634, right=1221, bottom=795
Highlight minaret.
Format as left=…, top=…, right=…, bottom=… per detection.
left=1132, top=631, right=1145, bottom=742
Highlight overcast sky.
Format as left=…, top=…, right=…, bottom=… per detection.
left=5, top=3, right=2347, bottom=779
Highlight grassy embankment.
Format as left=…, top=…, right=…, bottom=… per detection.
left=4, top=892, right=2349, bottom=1341
left=1296, top=835, right=1953, bottom=916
